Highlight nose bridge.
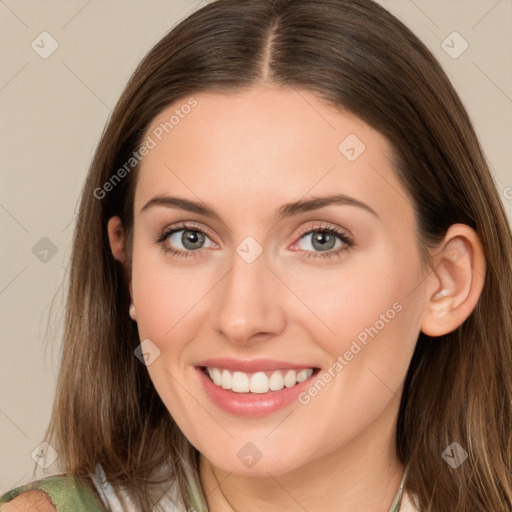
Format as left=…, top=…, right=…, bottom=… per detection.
left=212, top=242, right=285, bottom=344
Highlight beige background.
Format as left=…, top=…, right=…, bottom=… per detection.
left=1, top=0, right=511, bottom=492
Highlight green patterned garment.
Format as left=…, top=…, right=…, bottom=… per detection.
left=0, top=474, right=106, bottom=511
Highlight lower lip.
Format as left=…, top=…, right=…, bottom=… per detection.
left=195, top=367, right=318, bottom=417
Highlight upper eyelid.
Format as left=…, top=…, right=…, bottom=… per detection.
left=160, top=221, right=216, bottom=242
left=294, top=222, right=352, bottom=240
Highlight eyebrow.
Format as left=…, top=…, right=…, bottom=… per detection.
left=140, top=193, right=379, bottom=220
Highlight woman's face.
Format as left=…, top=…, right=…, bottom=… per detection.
left=124, top=86, right=430, bottom=476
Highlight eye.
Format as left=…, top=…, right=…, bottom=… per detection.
left=291, top=223, right=354, bottom=260
left=156, top=222, right=216, bottom=258
left=155, top=221, right=354, bottom=261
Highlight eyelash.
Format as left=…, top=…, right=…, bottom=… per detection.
left=155, top=221, right=354, bottom=260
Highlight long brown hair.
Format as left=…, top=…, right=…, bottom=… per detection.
left=42, top=0, right=512, bottom=510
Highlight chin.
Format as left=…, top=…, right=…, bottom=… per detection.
left=202, top=440, right=312, bottom=477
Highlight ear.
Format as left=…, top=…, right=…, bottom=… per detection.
left=420, top=223, right=486, bottom=337
left=107, top=216, right=133, bottom=301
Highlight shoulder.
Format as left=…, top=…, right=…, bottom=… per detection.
left=0, top=474, right=106, bottom=512
left=90, top=464, right=187, bottom=511
left=1, top=490, right=55, bottom=511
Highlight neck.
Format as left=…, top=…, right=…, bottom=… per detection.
left=198, top=405, right=405, bottom=512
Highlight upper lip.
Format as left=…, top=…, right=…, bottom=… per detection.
left=196, top=358, right=320, bottom=373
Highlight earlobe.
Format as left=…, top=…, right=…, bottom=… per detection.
left=420, top=224, right=486, bottom=337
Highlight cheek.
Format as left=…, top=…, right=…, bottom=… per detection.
left=289, top=241, right=420, bottom=346
left=129, top=238, right=204, bottom=343
left=291, top=242, right=423, bottom=403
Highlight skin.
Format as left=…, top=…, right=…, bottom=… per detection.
left=107, top=86, right=486, bottom=512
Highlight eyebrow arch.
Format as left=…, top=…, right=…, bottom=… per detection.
left=140, top=193, right=379, bottom=220
left=277, top=193, right=379, bottom=220
left=140, top=195, right=222, bottom=220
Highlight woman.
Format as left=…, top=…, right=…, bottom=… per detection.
left=2, top=0, right=511, bottom=510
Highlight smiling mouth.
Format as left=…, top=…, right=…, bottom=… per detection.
left=199, top=366, right=321, bottom=394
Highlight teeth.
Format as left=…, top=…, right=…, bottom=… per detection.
left=232, top=371, right=249, bottom=392
left=206, top=367, right=314, bottom=393
left=296, top=369, right=310, bottom=382
left=269, top=371, right=284, bottom=391
left=249, top=372, right=268, bottom=393
left=211, top=367, right=222, bottom=386
left=221, top=370, right=232, bottom=389
left=284, top=370, right=296, bottom=388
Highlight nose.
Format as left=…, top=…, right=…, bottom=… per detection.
left=211, top=246, right=286, bottom=346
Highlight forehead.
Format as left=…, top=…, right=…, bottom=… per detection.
left=134, top=86, right=411, bottom=224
